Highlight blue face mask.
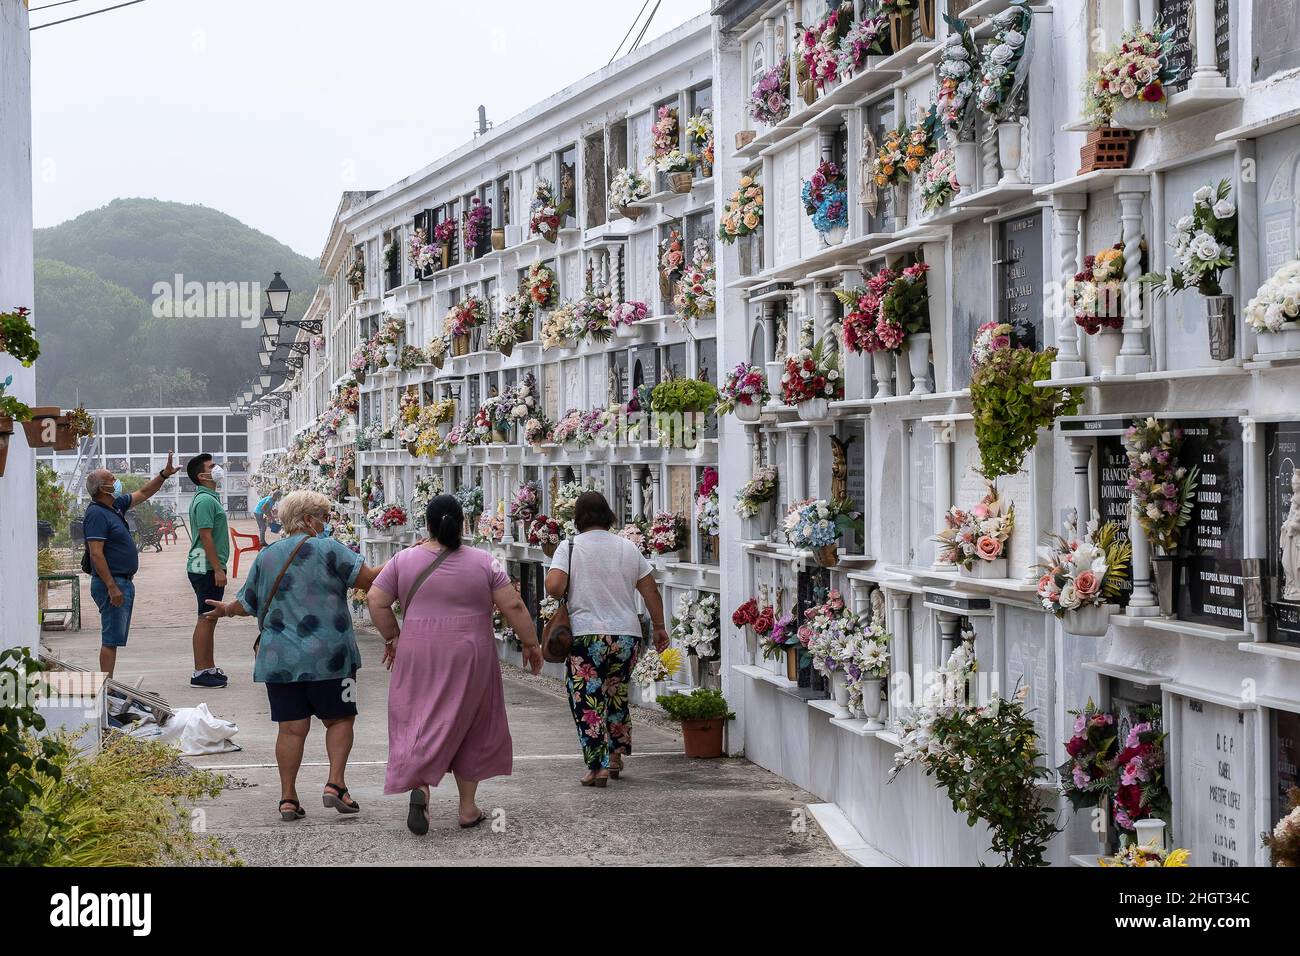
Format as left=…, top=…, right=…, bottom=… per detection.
left=318, top=523, right=333, bottom=539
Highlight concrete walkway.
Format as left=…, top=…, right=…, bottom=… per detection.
left=48, top=521, right=847, bottom=866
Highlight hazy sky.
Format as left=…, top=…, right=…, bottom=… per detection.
left=30, top=0, right=709, bottom=258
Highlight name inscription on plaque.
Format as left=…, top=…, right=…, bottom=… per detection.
left=998, top=211, right=1043, bottom=351
left=1177, top=418, right=1245, bottom=627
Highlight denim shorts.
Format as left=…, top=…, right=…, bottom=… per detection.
left=90, top=575, right=135, bottom=648
left=188, top=570, right=226, bottom=616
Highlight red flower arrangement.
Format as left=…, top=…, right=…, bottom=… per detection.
left=837, top=266, right=903, bottom=354
left=732, top=598, right=758, bottom=629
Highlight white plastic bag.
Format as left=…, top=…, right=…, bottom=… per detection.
left=158, top=703, right=240, bottom=755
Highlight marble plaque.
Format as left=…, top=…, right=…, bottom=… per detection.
left=563, top=361, right=583, bottom=413
left=1253, top=0, right=1300, bottom=81
left=844, top=423, right=867, bottom=551
left=1265, top=421, right=1300, bottom=646
left=1257, top=124, right=1300, bottom=277
left=1178, top=697, right=1250, bottom=867
left=909, top=424, right=935, bottom=567
left=997, top=210, right=1044, bottom=350
left=1096, top=435, right=1133, bottom=605
left=668, top=465, right=693, bottom=524
left=956, top=438, right=1033, bottom=574
left=543, top=363, right=561, bottom=422
left=1159, top=0, right=1231, bottom=92
left=1002, top=606, right=1053, bottom=757
left=586, top=354, right=606, bottom=409
left=1176, top=418, right=1245, bottom=627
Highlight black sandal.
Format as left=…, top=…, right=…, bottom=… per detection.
left=279, top=798, right=306, bottom=821
left=459, top=811, right=487, bottom=829
left=407, top=789, right=429, bottom=835
left=322, top=782, right=360, bottom=814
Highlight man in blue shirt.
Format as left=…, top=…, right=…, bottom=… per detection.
left=253, top=489, right=280, bottom=546
left=83, top=453, right=178, bottom=676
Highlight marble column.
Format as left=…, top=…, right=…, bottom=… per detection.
left=1116, top=179, right=1153, bottom=374
left=1066, top=437, right=1094, bottom=531
left=981, top=116, right=999, bottom=190
left=929, top=418, right=955, bottom=570
left=1189, top=0, right=1227, bottom=89
left=1051, top=195, right=1088, bottom=379
left=631, top=465, right=644, bottom=521
left=849, top=579, right=869, bottom=617
left=1126, top=496, right=1160, bottom=616
left=938, top=611, right=962, bottom=661
left=815, top=280, right=839, bottom=348
left=789, top=428, right=809, bottom=503
left=1122, top=0, right=1140, bottom=30
left=763, top=299, right=782, bottom=361
left=888, top=590, right=911, bottom=719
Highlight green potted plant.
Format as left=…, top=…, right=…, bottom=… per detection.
left=657, top=688, right=734, bottom=758
left=0, top=375, right=30, bottom=479
left=649, top=377, right=718, bottom=448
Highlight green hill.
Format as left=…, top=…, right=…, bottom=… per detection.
left=34, top=198, right=321, bottom=408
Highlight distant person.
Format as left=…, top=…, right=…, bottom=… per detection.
left=83, top=454, right=179, bottom=678
left=186, top=453, right=230, bottom=689
left=253, top=489, right=281, bottom=546
left=368, top=494, right=542, bottom=835
left=546, top=491, right=668, bottom=788
left=203, top=491, right=383, bottom=822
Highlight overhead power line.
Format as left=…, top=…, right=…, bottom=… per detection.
left=30, top=0, right=94, bottom=12
left=608, top=0, right=653, bottom=65
left=30, top=0, right=148, bottom=31
left=628, top=0, right=664, bottom=56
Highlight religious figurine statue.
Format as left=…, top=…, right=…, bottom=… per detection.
left=859, top=126, right=879, bottom=215
left=830, top=434, right=854, bottom=504
left=1282, top=468, right=1300, bottom=601
left=773, top=313, right=788, bottom=359
left=640, top=469, right=655, bottom=522
left=869, top=588, right=886, bottom=628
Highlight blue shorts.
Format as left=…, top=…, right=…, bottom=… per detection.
left=90, top=575, right=136, bottom=648
left=188, top=570, right=226, bottom=616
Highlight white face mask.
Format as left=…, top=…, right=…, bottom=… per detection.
left=209, top=464, right=225, bottom=486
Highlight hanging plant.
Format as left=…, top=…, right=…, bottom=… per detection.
left=0, top=306, right=40, bottom=366
left=970, top=344, right=1081, bottom=480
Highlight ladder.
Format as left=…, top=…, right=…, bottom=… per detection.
left=62, top=433, right=101, bottom=499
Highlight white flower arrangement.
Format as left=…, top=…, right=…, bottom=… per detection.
left=670, top=592, right=721, bottom=659
left=609, top=166, right=651, bottom=208
left=1245, top=259, right=1300, bottom=333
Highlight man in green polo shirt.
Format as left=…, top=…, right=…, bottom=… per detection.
left=186, top=454, right=230, bottom=689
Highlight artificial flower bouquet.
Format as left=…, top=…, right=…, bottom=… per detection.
left=796, top=1, right=854, bottom=96
left=523, top=413, right=554, bottom=447
left=409, top=474, right=443, bottom=519
left=798, top=589, right=861, bottom=678
left=540, top=302, right=580, bottom=350
left=919, top=148, right=957, bottom=213
left=733, top=598, right=777, bottom=641
left=462, top=197, right=491, bottom=255
left=735, top=467, right=778, bottom=519
left=366, top=504, right=408, bottom=532
left=937, top=23, right=978, bottom=139
left=424, top=334, right=449, bottom=367
left=507, top=479, right=541, bottom=524
left=694, top=467, right=720, bottom=537
left=716, top=362, right=771, bottom=416
left=551, top=408, right=585, bottom=446
left=487, top=314, right=528, bottom=352
left=553, top=479, right=598, bottom=536
left=671, top=592, right=721, bottom=658
left=618, top=521, right=652, bottom=557
left=660, top=229, right=686, bottom=283
left=935, top=482, right=1015, bottom=571
left=686, top=109, right=714, bottom=170
left=407, top=227, right=434, bottom=274
left=527, top=515, right=563, bottom=554
left=759, top=610, right=799, bottom=661
left=872, top=124, right=908, bottom=189
left=718, top=176, right=763, bottom=244
left=970, top=321, right=1013, bottom=368
left=1083, top=22, right=1179, bottom=127
left=836, top=267, right=901, bottom=354
left=975, top=1, right=1032, bottom=120
left=609, top=166, right=651, bottom=210
left=648, top=510, right=689, bottom=556
left=782, top=498, right=862, bottom=552
left=529, top=179, right=569, bottom=241
left=1111, top=712, right=1170, bottom=832
left=673, top=239, right=716, bottom=322
left=1067, top=245, right=1125, bottom=336
left=836, top=11, right=889, bottom=76
left=432, top=219, right=457, bottom=246
left=650, top=104, right=680, bottom=168
left=1036, top=513, right=1131, bottom=618
left=631, top=646, right=684, bottom=689
left=454, top=485, right=484, bottom=523
left=573, top=293, right=615, bottom=342
left=800, top=159, right=848, bottom=235
left=444, top=296, right=490, bottom=338
left=881, top=261, right=931, bottom=340
left=748, top=55, right=791, bottom=126
left=611, top=300, right=649, bottom=331
left=781, top=338, right=844, bottom=405
left=1245, top=259, right=1300, bottom=333
left=1123, top=417, right=1198, bottom=554
left=1099, top=844, right=1189, bottom=868
left=1058, top=699, right=1119, bottom=811
left=524, top=261, right=559, bottom=310
left=1144, top=179, right=1237, bottom=298
left=476, top=509, right=505, bottom=543
left=1264, top=787, right=1300, bottom=867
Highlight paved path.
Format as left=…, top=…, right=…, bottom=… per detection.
left=48, top=521, right=846, bottom=866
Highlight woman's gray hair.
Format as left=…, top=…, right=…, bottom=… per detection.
left=277, top=490, right=332, bottom=535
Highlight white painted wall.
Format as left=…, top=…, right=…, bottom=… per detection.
left=0, top=0, right=36, bottom=653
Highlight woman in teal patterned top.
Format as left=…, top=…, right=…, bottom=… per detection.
left=204, top=490, right=384, bottom=821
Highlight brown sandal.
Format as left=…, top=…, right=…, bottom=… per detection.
left=581, top=771, right=609, bottom=788
left=608, top=755, right=623, bottom=779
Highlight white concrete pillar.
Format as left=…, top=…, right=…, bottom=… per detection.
left=789, top=428, right=809, bottom=503
left=1189, top=0, right=1227, bottom=89
left=1066, top=437, right=1094, bottom=530
left=1123, top=0, right=1141, bottom=30
left=815, top=281, right=838, bottom=349
left=1115, top=179, right=1153, bottom=374
left=938, top=611, right=962, bottom=660
left=929, top=419, right=955, bottom=570
left=1051, top=195, right=1088, bottom=379
left=1126, top=496, right=1160, bottom=616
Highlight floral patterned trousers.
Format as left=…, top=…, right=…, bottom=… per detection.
left=565, top=634, right=637, bottom=771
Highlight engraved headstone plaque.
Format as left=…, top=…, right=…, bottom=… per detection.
left=997, top=210, right=1044, bottom=351
left=1178, top=697, right=1250, bottom=867
left=1273, top=709, right=1300, bottom=826
left=1176, top=418, right=1245, bottom=627
left=1253, top=0, right=1300, bottom=81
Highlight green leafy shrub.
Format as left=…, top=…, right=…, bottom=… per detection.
left=37, top=463, right=74, bottom=533
left=0, top=306, right=40, bottom=366
left=650, top=377, right=718, bottom=413
left=0, top=647, right=69, bottom=866
left=657, top=688, right=734, bottom=722
left=970, top=347, right=1081, bottom=480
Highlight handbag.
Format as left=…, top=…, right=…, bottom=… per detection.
left=254, top=535, right=310, bottom=654
left=541, top=539, right=577, bottom=664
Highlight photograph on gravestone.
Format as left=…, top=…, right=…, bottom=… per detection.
left=1096, top=435, right=1133, bottom=606
left=1176, top=417, right=1245, bottom=628
left=1273, top=709, right=1300, bottom=826
left=998, top=210, right=1044, bottom=352
left=1177, top=698, right=1249, bottom=867
left=1253, top=0, right=1300, bottom=81
left=1265, top=422, right=1300, bottom=647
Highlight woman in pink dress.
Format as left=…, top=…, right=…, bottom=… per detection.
left=368, top=494, right=543, bottom=834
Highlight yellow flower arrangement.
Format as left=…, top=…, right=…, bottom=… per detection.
left=1099, top=844, right=1189, bottom=867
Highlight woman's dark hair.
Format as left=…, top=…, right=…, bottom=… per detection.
left=425, top=494, right=463, bottom=550
left=573, top=491, right=616, bottom=533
